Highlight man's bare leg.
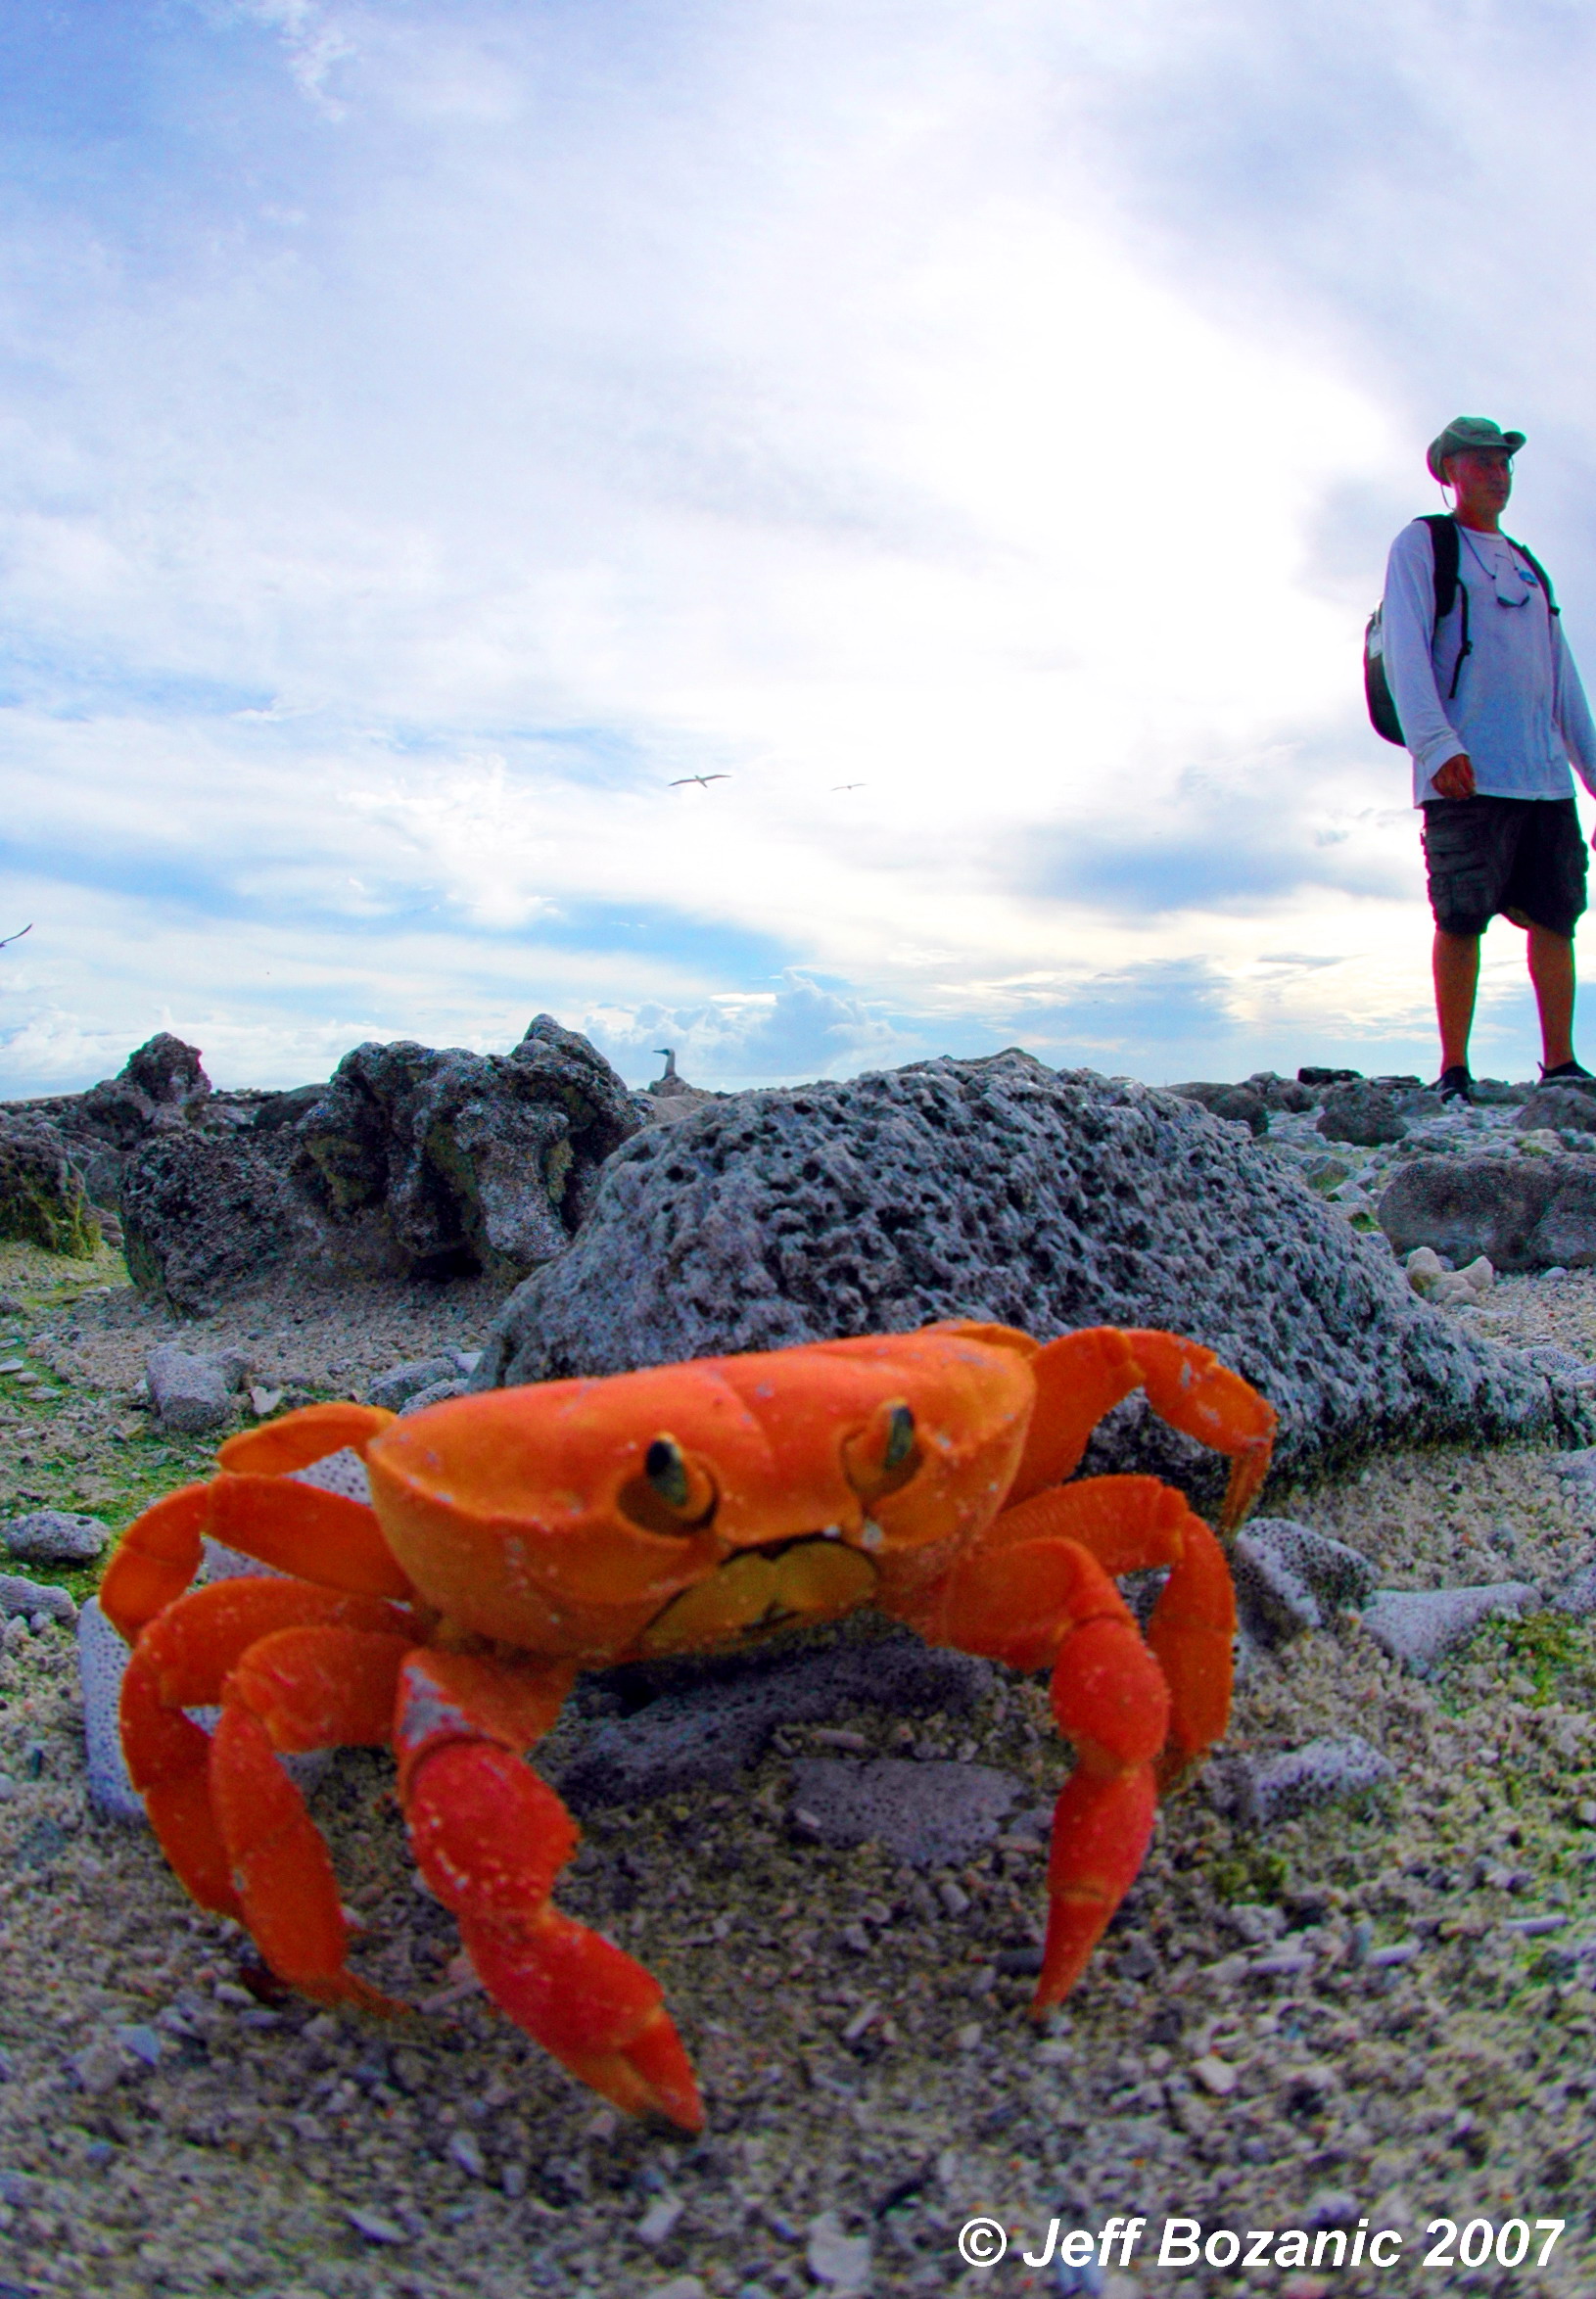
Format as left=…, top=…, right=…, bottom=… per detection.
left=1433, top=930, right=1480, bottom=1072
left=1527, top=923, right=1576, bottom=1070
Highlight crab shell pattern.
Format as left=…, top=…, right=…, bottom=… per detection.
left=101, top=1320, right=1275, bottom=2131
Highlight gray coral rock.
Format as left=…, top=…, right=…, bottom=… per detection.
left=1359, top=1582, right=1540, bottom=1675
left=78, top=1600, right=145, bottom=1821
left=120, top=1131, right=306, bottom=1312
left=549, top=1640, right=993, bottom=1814
left=1551, top=1565, right=1596, bottom=1619
left=1232, top=1520, right=1378, bottom=1644
left=1167, top=1083, right=1268, bottom=1136
left=146, top=1344, right=238, bottom=1435
left=0, top=1573, right=75, bottom=1624
left=398, top=1378, right=469, bottom=1416
left=476, top=1054, right=1593, bottom=1492
left=1316, top=1083, right=1408, bottom=1148
left=296, top=1012, right=639, bottom=1279
left=1209, top=1734, right=1396, bottom=1829
left=1516, top=1087, right=1596, bottom=1135
left=787, top=1757, right=1020, bottom=1866
left=0, top=1119, right=100, bottom=1257
left=3, top=1510, right=110, bottom=1567
left=367, top=1355, right=463, bottom=1412
left=1379, top=1156, right=1596, bottom=1273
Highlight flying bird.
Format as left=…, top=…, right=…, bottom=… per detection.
left=0, top=924, right=32, bottom=951
left=668, top=774, right=730, bottom=789
left=832, top=782, right=867, bottom=792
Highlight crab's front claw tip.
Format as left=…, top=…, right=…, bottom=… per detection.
left=567, top=2003, right=704, bottom=2131
left=458, top=1912, right=704, bottom=2129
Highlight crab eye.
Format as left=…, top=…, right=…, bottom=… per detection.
left=881, top=1403, right=915, bottom=1471
left=619, top=1432, right=718, bottom=1536
left=646, top=1437, right=694, bottom=1510
left=841, top=1397, right=920, bottom=1502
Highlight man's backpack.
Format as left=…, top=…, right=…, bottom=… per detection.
left=1364, top=513, right=1559, bottom=745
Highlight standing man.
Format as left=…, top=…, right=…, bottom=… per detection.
left=1381, top=416, right=1596, bottom=1103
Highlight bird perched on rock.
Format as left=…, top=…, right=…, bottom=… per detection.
left=649, top=1049, right=693, bottom=1100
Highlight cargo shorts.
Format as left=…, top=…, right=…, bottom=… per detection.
left=1420, top=795, right=1588, bottom=939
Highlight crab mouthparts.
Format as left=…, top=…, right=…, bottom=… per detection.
left=639, top=1534, right=878, bottom=1657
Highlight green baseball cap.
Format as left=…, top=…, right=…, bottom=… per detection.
left=1427, top=415, right=1526, bottom=480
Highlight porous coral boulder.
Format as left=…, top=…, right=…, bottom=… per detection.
left=294, top=1013, right=640, bottom=1280
left=118, top=1014, right=641, bottom=1310
left=118, top=1130, right=305, bottom=1311
left=1380, top=1156, right=1596, bottom=1273
left=476, top=1053, right=1591, bottom=1490
left=0, top=1119, right=100, bottom=1256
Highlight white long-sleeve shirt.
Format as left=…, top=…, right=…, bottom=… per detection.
left=1380, top=516, right=1596, bottom=805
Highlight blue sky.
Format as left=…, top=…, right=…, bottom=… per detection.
left=3, top=0, right=1595, bottom=1095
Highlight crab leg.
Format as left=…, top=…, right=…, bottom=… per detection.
left=210, top=1623, right=416, bottom=2010
left=1008, top=1327, right=1276, bottom=1533
left=926, top=1525, right=1176, bottom=2010
left=100, top=1403, right=407, bottom=1644
left=101, top=1482, right=215, bottom=1642
left=120, top=1580, right=413, bottom=1960
left=983, top=1475, right=1235, bottom=1786
left=396, top=1650, right=702, bottom=2131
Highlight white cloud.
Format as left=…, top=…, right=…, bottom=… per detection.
left=0, top=0, right=1591, bottom=1097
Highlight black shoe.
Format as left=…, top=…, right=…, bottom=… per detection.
left=1539, top=1059, right=1596, bottom=1086
left=1434, top=1065, right=1474, bottom=1104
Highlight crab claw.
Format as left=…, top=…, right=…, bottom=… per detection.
left=405, top=1742, right=701, bottom=2128
left=1009, top=1326, right=1276, bottom=1533
left=394, top=1644, right=702, bottom=2129
left=462, top=1904, right=702, bottom=2130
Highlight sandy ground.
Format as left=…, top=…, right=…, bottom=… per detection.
left=0, top=1237, right=1592, bottom=2298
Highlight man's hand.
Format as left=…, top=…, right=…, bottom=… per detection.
left=1431, top=753, right=1476, bottom=800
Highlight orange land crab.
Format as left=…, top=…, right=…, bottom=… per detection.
left=101, top=1320, right=1275, bottom=2132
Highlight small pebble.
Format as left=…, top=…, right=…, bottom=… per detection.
left=447, top=2131, right=487, bottom=2180
left=346, top=2207, right=408, bottom=2245
left=1192, top=2054, right=1238, bottom=2096
left=1, top=1509, right=110, bottom=1566
left=806, top=2211, right=871, bottom=2293
left=114, top=2025, right=162, bottom=2069
left=636, top=2193, right=684, bottom=2245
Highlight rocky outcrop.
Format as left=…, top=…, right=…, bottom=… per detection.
left=1379, top=1156, right=1596, bottom=1272
left=293, top=1014, right=638, bottom=1280
left=117, top=1015, right=642, bottom=1312
left=1515, top=1086, right=1596, bottom=1135
left=0, top=1119, right=100, bottom=1256
left=475, top=1053, right=1594, bottom=1491
left=1316, top=1082, right=1408, bottom=1148
left=1167, top=1082, right=1268, bottom=1136
left=119, top=1130, right=305, bottom=1310
left=1, top=1032, right=229, bottom=1220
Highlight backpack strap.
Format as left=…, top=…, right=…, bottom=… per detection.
left=1420, top=513, right=1471, bottom=699
left=1503, top=532, right=1560, bottom=616
left=1421, top=512, right=1461, bottom=619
